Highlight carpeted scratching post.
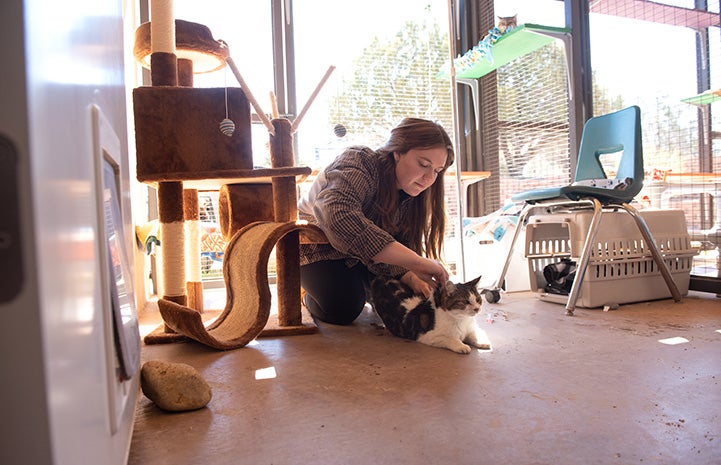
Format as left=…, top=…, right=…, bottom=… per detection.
left=270, top=118, right=302, bottom=327
left=178, top=58, right=202, bottom=313
left=177, top=58, right=194, bottom=87
left=184, top=189, right=203, bottom=312
left=148, top=1, right=186, bottom=319
left=158, top=182, right=187, bottom=308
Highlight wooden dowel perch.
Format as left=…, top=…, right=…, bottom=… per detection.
left=290, top=65, right=335, bottom=133
left=269, top=91, right=280, bottom=119
left=224, top=55, right=275, bottom=136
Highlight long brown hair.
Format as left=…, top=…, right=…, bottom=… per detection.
left=375, top=118, right=454, bottom=261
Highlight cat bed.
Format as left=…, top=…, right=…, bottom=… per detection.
left=150, top=221, right=325, bottom=350
left=133, top=19, right=229, bottom=73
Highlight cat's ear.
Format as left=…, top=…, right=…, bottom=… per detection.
left=466, top=275, right=482, bottom=289
left=443, top=281, right=456, bottom=294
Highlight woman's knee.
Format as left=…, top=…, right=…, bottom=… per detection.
left=300, top=260, right=369, bottom=325
left=304, top=289, right=365, bottom=325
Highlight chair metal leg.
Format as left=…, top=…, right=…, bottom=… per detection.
left=493, top=204, right=532, bottom=293
left=618, top=202, right=683, bottom=303
left=564, top=197, right=604, bottom=315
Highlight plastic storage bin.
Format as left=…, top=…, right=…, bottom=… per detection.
left=524, top=209, right=696, bottom=308
left=463, top=223, right=530, bottom=292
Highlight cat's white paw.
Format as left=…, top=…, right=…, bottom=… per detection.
left=466, top=328, right=491, bottom=350
left=469, top=341, right=491, bottom=350
left=448, top=341, right=472, bottom=354
left=424, top=337, right=473, bottom=354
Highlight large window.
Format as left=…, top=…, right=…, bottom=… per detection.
left=588, top=0, right=721, bottom=282
left=492, top=0, right=570, bottom=203
left=160, top=0, right=460, bottom=276
left=287, top=1, right=453, bottom=168
left=291, top=0, right=461, bottom=274
left=140, top=0, right=721, bottom=290
left=466, top=0, right=720, bottom=288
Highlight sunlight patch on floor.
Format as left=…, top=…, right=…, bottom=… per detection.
left=658, top=336, right=689, bottom=345
left=255, top=366, right=277, bottom=380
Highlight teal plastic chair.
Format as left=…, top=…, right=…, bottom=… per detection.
left=493, top=106, right=682, bottom=314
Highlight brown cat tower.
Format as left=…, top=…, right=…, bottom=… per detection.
left=133, top=15, right=330, bottom=349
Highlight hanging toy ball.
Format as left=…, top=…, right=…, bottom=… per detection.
left=220, top=118, right=236, bottom=137
left=333, top=123, right=347, bottom=138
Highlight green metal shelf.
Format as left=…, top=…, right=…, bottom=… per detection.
left=441, top=24, right=572, bottom=130
left=440, top=23, right=571, bottom=79
left=682, top=90, right=721, bottom=106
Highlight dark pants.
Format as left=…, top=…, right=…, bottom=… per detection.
left=300, top=259, right=372, bottom=325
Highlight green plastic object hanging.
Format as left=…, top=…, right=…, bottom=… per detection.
left=439, top=23, right=571, bottom=80
left=681, top=89, right=721, bottom=106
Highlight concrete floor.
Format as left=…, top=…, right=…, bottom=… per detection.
left=129, top=289, right=721, bottom=465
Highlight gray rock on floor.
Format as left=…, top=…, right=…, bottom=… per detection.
left=140, top=360, right=212, bottom=412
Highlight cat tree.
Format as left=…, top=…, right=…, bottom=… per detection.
left=133, top=3, right=329, bottom=349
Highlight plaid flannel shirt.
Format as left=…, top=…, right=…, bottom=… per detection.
left=298, top=146, right=414, bottom=278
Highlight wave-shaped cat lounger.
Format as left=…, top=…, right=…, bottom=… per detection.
left=157, top=221, right=326, bottom=350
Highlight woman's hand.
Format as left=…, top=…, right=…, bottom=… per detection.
left=401, top=257, right=449, bottom=298
left=373, top=242, right=449, bottom=297
left=401, top=271, right=433, bottom=298
left=411, top=258, right=449, bottom=293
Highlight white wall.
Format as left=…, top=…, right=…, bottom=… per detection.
left=0, top=0, right=139, bottom=463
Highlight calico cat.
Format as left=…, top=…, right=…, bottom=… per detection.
left=370, top=275, right=491, bottom=354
